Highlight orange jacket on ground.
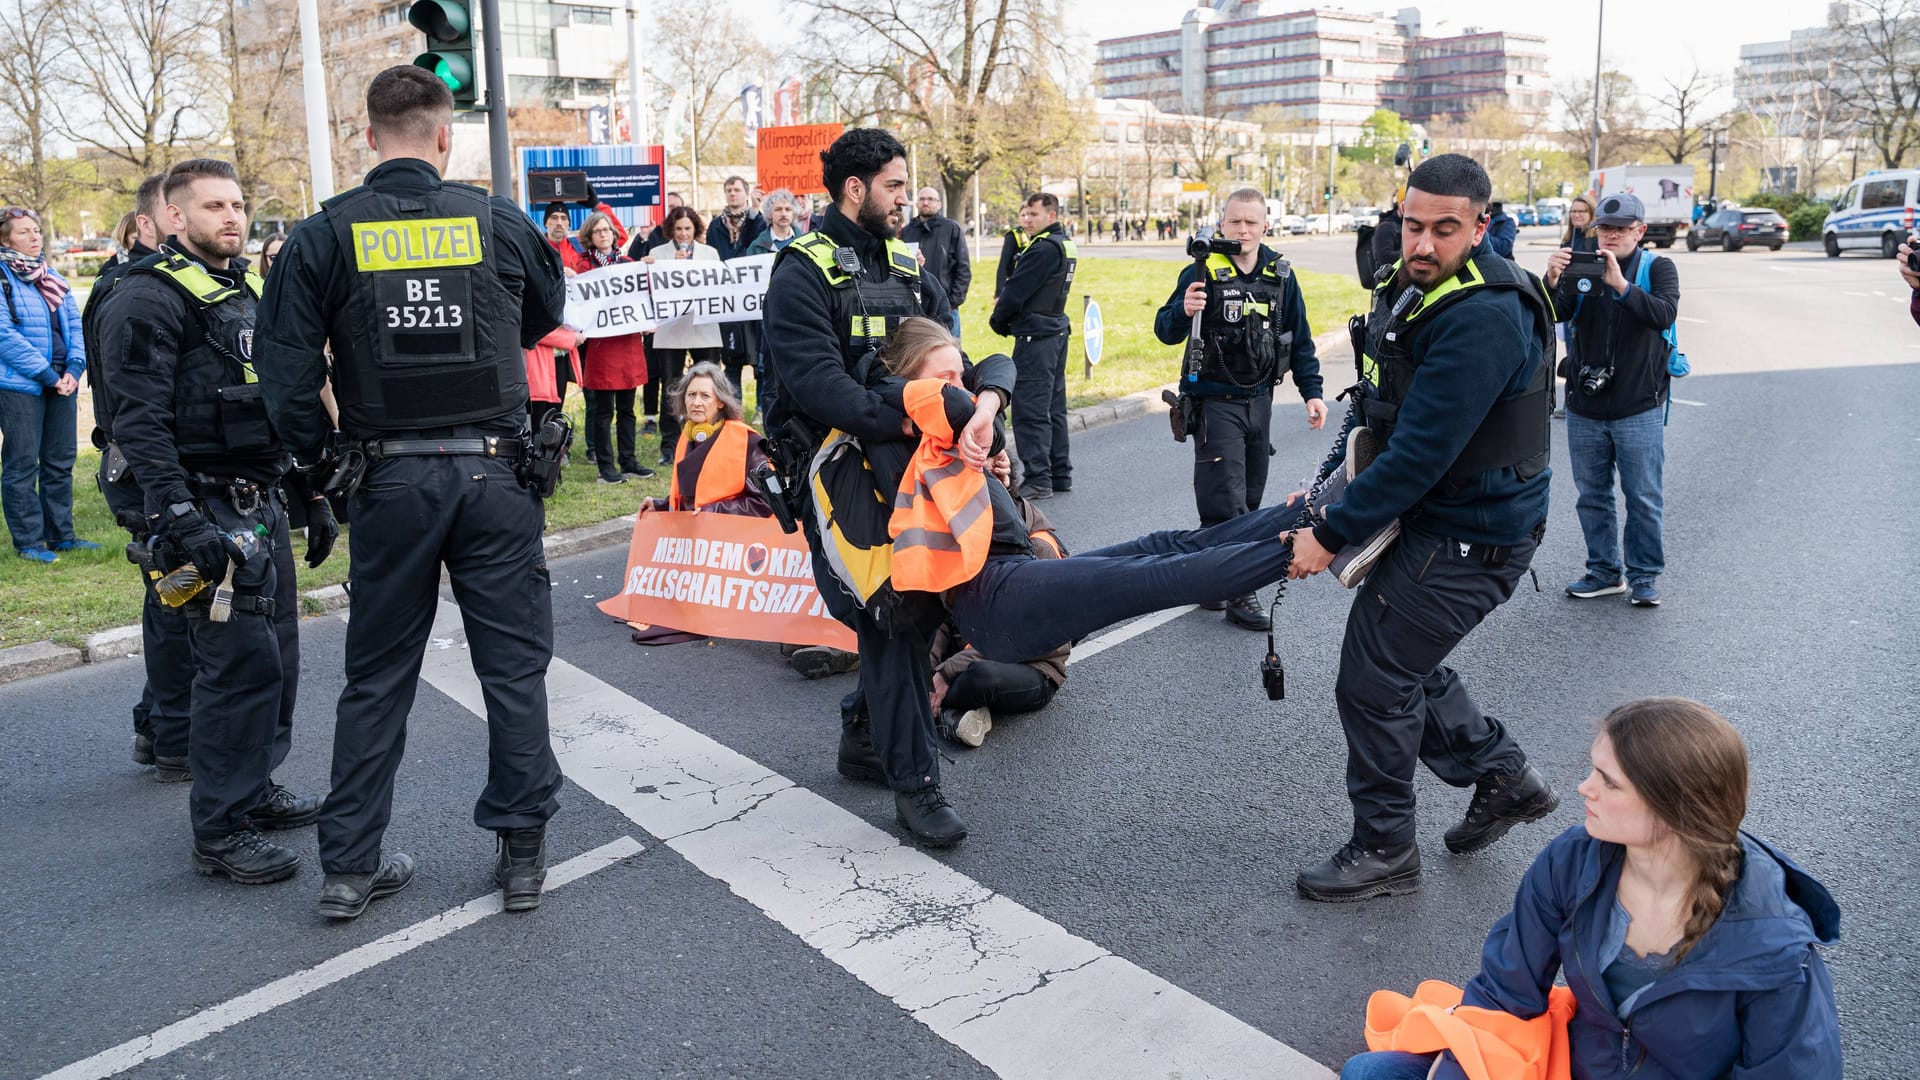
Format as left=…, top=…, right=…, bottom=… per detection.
left=889, top=378, right=990, bottom=593
left=1365, top=980, right=1576, bottom=1080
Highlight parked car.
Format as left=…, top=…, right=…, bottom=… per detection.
left=1330, top=212, right=1355, bottom=232
left=1688, top=207, right=1787, bottom=252
left=1350, top=207, right=1382, bottom=229
left=1280, top=214, right=1308, bottom=235
left=1513, top=206, right=1539, bottom=226
left=1821, top=168, right=1920, bottom=257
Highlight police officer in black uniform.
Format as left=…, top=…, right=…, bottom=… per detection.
left=99, top=158, right=328, bottom=885
left=254, top=66, right=568, bottom=920
left=762, top=127, right=1009, bottom=847
left=85, top=171, right=197, bottom=776
left=989, top=193, right=1076, bottom=500
left=1285, top=155, right=1560, bottom=902
left=1154, top=188, right=1326, bottom=632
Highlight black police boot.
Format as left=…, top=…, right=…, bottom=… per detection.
left=495, top=827, right=547, bottom=912
left=192, top=827, right=301, bottom=885
left=837, top=721, right=886, bottom=785
left=1445, top=764, right=1560, bottom=855
left=318, top=852, right=416, bottom=920
left=790, top=645, right=860, bottom=680
left=1223, top=593, right=1272, bottom=631
left=1295, top=841, right=1421, bottom=902
left=153, top=754, right=191, bottom=784
left=249, top=784, right=323, bottom=830
left=895, top=786, right=968, bottom=848
left=132, top=733, right=155, bottom=766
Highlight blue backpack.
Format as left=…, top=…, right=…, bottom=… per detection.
left=1635, top=252, right=1688, bottom=378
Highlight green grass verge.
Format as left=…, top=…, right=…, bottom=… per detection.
left=0, top=256, right=1366, bottom=647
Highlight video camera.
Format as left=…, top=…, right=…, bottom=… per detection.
left=1187, top=235, right=1243, bottom=260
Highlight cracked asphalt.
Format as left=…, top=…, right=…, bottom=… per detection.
left=3, top=244, right=1916, bottom=1078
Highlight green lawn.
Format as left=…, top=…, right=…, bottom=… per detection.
left=0, top=256, right=1367, bottom=647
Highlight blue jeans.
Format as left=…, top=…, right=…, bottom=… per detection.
left=1565, top=405, right=1665, bottom=586
left=947, top=309, right=964, bottom=341
left=0, top=386, right=78, bottom=551
left=1340, top=1051, right=1437, bottom=1080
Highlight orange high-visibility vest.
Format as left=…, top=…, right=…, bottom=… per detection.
left=1365, top=981, right=1576, bottom=1080
left=670, top=420, right=752, bottom=510
left=889, top=379, right=991, bottom=592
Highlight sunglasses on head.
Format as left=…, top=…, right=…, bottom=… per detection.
left=2, top=207, right=35, bottom=220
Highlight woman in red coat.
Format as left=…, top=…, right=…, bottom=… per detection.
left=574, top=211, right=653, bottom=483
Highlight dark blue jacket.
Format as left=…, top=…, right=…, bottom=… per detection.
left=1449, top=825, right=1841, bottom=1080
left=1486, top=212, right=1518, bottom=258
left=1317, top=244, right=1551, bottom=549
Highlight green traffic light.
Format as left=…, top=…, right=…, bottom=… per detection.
left=414, top=51, right=473, bottom=92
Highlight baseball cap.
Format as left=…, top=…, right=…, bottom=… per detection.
left=1593, top=193, right=1644, bottom=226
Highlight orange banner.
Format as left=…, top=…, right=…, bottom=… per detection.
left=596, top=509, right=855, bottom=650
left=755, top=123, right=843, bottom=196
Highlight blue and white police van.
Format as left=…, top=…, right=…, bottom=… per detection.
left=1822, top=169, right=1919, bottom=258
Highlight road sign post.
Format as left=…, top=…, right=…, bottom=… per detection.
left=1082, top=295, right=1103, bottom=380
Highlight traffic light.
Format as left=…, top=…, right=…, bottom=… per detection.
left=409, top=2, right=478, bottom=110
left=1420, top=137, right=1432, bottom=156
left=1324, top=185, right=1334, bottom=202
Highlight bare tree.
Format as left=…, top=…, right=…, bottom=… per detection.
left=1171, top=89, right=1236, bottom=201
left=651, top=7, right=770, bottom=202
left=801, top=0, right=1069, bottom=212
left=217, top=0, right=305, bottom=216
left=1738, top=40, right=1852, bottom=195
left=1645, top=67, right=1722, bottom=165
left=0, top=0, right=85, bottom=216
left=1829, top=0, right=1920, bottom=168
left=54, top=0, right=221, bottom=192
left=1556, top=70, right=1646, bottom=167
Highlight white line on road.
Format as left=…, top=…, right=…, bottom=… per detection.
left=37, top=836, right=645, bottom=1080
left=414, top=602, right=1332, bottom=1080
left=1676, top=315, right=1709, bottom=324
left=1067, top=604, right=1197, bottom=664
left=1672, top=398, right=1708, bottom=407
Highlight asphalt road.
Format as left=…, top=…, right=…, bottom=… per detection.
left=4, top=245, right=1916, bottom=1078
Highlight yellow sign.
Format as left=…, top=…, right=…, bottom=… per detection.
left=349, top=217, right=484, bottom=272
left=1181, top=181, right=1210, bottom=193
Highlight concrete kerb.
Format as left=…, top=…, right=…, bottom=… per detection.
left=2, top=333, right=1349, bottom=687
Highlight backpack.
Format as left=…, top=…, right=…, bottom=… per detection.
left=1635, top=251, right=1688, bottom=378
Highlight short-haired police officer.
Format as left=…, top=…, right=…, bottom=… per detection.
left=1154, top=188, right=1325, bottom=632
left=255, top=66, right=569, bottom=921
left=989, top=192, right=1076, bottom=500
left=100, top=157, right=328, bottom=886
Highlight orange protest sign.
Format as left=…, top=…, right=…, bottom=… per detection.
left=597, top=509, right=856, bottom=651
left=755, top=123, right=843, bottom=196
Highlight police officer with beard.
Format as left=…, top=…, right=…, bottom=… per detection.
left=100, top=158, right=329, bottom=885
left=1285, top=155, right=1559, bottom=903
left=1154, top=188, right=1326, bottom=632
left=254, top=66, right=567, bottom=920
left=762, top=127, right=1007, bottom=847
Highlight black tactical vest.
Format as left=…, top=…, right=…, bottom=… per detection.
left=321, top=180, right=525, bottom=435
left=1022, top=228, right=1079, bottom=317
left=1196, top=251, right=1294, bottom=389
left=776, top=230, right=926, bottom=381
left=129, top=253, right=276, bottom=461
left=1362, top=253, right=1557, bottom=491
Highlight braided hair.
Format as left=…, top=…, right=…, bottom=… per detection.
left=1603, top=697, right=1750, bottom=962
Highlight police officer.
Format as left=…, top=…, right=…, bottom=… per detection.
left=85, top=171, right=196, bottom=776
left=254, top=66, right=568, bottom=920
left=1285, top=155, right=1560, bottom=902
left=992, top=206, right=1032, bottom=301
left=762, top=127, right=1007, bottom=847
left=99, top=158, right=328, bottom=885
left=1154, top=188, right=1326, bottom=632
left=989, top=193, right=1075, bottom=499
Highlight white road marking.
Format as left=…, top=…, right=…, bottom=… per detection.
left=1676, top=315, right=1709, bottom=324
left=1068, top=604, right=1198, bottom=664
left=1672, top=398, right=1708, bottom=407
left=414, top=602, right=1333, bottom=1080
left=37, top=837, right=645, bottom=1080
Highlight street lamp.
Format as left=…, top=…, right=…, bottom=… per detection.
left=1520, top=158, right=1542, bottom=208
left=1706, top=129, right=1728, bottom=204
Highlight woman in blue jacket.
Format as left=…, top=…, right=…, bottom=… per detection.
left=0, top=207, right=93, bottom=563
left=1343, top=697, right=1842, bottom=1080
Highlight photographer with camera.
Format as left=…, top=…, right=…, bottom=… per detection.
left=1898, top=233, right=1919, bottom=326
left=1154, top=189, right=1325, bottom=631
left=1543, top=192, right=1680, bottom=609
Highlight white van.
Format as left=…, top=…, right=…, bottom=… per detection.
left=1821, top=169, right=1919, bottom=257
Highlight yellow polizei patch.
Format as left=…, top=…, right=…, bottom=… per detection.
left=350, top=217, right=484, bottom=271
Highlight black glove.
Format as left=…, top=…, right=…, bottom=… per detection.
left=304, top=497, right=338, bottom=568
left=988, top=316, right=1010, bottom=338
left=167, top=508, right=243, bottom=584
left=575, top=181, right=599, bottom=208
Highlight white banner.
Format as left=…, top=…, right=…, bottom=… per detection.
left=564, top=254, right=776, bottom=339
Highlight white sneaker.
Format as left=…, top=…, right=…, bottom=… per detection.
left=951, top=707, right=993, bottom=748
left=1310, top=426, right=1400, bottom=588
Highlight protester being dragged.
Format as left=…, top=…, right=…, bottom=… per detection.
left=0, top=206, right=92, bottom=563
left=1339, top=698, right=1841, bottom=1080
left=927, top=486, right=1068, bottom=748
left=645, top=206, right=722, bottom=467
left=573, top=212, right=652, bottom=483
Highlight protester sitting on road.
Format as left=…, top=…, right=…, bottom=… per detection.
left=0, top=206, right=93, bottom=563
left=927, top=492, right=1069, bottom=748
left=1898, top=233, right=1919, bottom=327
left=576, top=211, right=653, bottom=484
left=1339, top=697, right=1841, bottom=1080
left=645, top=206, right=722, bottom=467
left=874, top=317, right=1307, bottom=665
left=1560, top=196, right=1597, bottom=253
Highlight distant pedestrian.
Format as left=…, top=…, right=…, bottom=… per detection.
left=706, top=175, right=765, bottom=396
left=645, top=206, right=722, bottom=466
left=1898, top=233, right=1919, bottom=326
left=899, top=186, right=972, bottom=339
left=1560, top=195, right=1597, bottom=253
left=1486, top=200, right=1517, bottom=258
left=0, top=206, right=91, bottom=563
left=575, top=211, right=653, bottom=483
